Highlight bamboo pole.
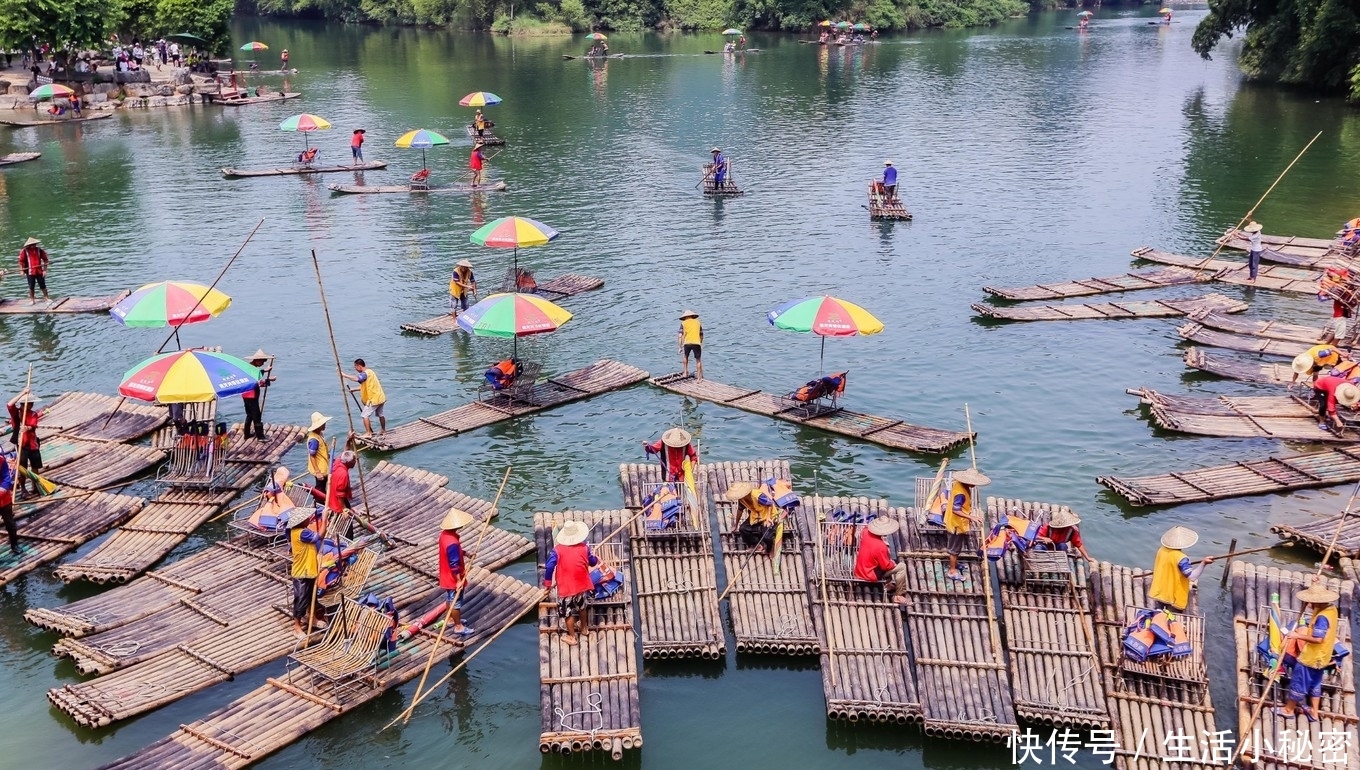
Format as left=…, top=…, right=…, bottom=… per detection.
left=964, top=404, right=977, bottom=471
left=1194, top=131, right=1323, bottom=274
left=814, top=512, right=836, bottom=688
left=1129, top=542, right=1293, bottom=578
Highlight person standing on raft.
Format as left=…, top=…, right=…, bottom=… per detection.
left=326, top=450, right=357, bottom=517
left=342, top=359, right=387, bottom=435
left=1147, top=525, right=1212, bottom=612
left=678, top=309, right=703, bottom=379
left=305, top=412, right=331, bottom=501
left=544, top=520, right=598, bottom=646
left=288, top=506, right=326, bottom=638
left=241, top=349, right=274, bottom=441
left=18, top=237, right=50, bottom=305
left=7, top=389, right=43, bottom=500
left=1034, top=508, right=1096, bottom=564
left=709, top=148, right=728, bottom=189
left=0, top=450, right=19, bottom=556
left=470, top=141, right=487, bottom=188
left=940, top=468, right=988, bottom=582
left=644, top=427, right=697, bottom=482
left=1236, top=220, right=1264, bottom=283
left=1289, top=345, right=1346, bottom=389
left=350, top=129, right=365, bottom=164
left=438, top=507, right=477, bottom=637
left=1310, top=374, right=1360, bottom=432
left=881, top=160, right=898, bottom=200
left=449, top=259, right=477, bottom=317
left=854, top=516, right=908, bottom=606
left=1275, top=581, right=1341, bottom=723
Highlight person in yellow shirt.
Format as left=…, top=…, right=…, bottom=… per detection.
left=288, top=507, right=325, bottom=638
left=1277, top=581, right=1341, bottom=722
left=342, top=358, right=387, bottom=435
left=942, top=468, right=988, bottom=582
left=1289, top=345, right=1346, bottom=388
left=678, top=309, right=703, bottom=379
left=304, top=411, right=331, bottom=502
left=449, top=259, right=476, bottom=317
left=1147, top=526, right=1212, bottom=612
left=728, top=480, right=780, bottom=554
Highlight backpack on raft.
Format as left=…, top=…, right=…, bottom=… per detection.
left=590, top=564, right=624, bottom=600
left=642, top=485, right=683, bottom=530
left=316, top=542, right=354, bottom=595
left=358, top=593, right=400, bottom=653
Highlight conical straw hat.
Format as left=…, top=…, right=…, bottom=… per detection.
left=555, top=520, right=589, bottom=546
left=662, top=428, right=692, bottom=448
left=725, top=481, right=757, bottom=501
left=1049, top=508, right=1081, bottom=529
left=1160, top=525, right=1198, bottom=550
left=953, top=469, right=990, bottom=487
left=441, top=508, right=475, bottom=531
left=867, top=517, right=897, bottom=537
left=1292, top=353, right=1317, bottom=375
left=1339, top=383, right=1360, bottom=408
left=1298, top=581, right=1340, bottom=604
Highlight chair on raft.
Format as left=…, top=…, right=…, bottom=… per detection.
left=315, top=546, right=379, bottom=615
left=286, top=597, right=392, bottom=694
left=778, top=371, right=848, bottom=419
left=227, top=467, right=312, bottom=547
left=409, top=168, right=431, bottom=191
left=478, top=358, right=542, bottom=407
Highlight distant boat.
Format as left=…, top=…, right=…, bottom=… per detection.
left=703, top=49, right=761, bottom=54
left=563, top=53, right=624, bottom=60
left=0, top=113, right=112, bottom=127
left=222, top=161, right=388, bottom=178
left=0, top=152, right=41, bottom=166
left=328, top=180, right=508, bottom=195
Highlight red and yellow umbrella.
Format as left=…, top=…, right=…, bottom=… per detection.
left=119, top=350, right=261, bottom=403
left=456, top=292, right=572, bottom=338
left=110, top=281, right=232, bottom=328
left=767, top=295, right=883, bottom=370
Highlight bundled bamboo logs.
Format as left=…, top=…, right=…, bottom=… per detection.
left=37, top=391, right=167, bottom=443
left=1101, top=447, right=1360, bottom=507
left=1131, top=247, right=1322, bottom=294
left=1184, top=347, right=1293, bottom=386
left=1272, top=514, right=1360, bottom=561
left=982, top=267, right=1208, bottom=301
left=0, top=492, right=146, bottom=588
left=972, top=293, right=1247, bottom=322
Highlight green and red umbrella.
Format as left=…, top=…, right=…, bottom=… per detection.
left=279, top=113, right=332, bottom=149
left=457, top=292, right=572, bottom=356
left=119, top=350, right=261, bottom=403
left=459, top=92, right=502, bottom=107
left=240, top=41, right=269, bottom=51
left=767, top=295, right=884, bottom=370
left=587, top=32, right=608, bottom=40
left=110, top=281, right=232, bottom=328
left=29, top=84, right=75, bottom=101
left=470, top=216, right=559, bottom=276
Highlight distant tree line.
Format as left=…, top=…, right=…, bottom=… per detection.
left=0, top=0, right=234, bottom=58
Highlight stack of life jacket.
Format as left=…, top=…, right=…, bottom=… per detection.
left=792, top=371, right=848, bottom=404
left=642, top=484, right=683, bottom=530
left=484, top=359, right=519, bottom=390
left=590, top=563, right=624, bottom=600
left=1123, top=608, right=1193, bottom=662
left=983, top=515, right=1040, bottom=561
left=513, top=267, right=537, bottom=293
left=296, top=147, right=318, bottom=165
left=762, top=478, right=801, bottom=510
left=357, top=593, right=401, bottom=654
left=828, top=509, right=868, bottom=548
left=1255, top=605, right=1351, bottom=672
left=314, top=538, right=354, bottom=596
left=1319, top=266, right=1357, bottom=308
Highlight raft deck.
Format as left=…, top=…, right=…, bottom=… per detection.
left=802, top=495, right=920, bottom=723
left=1187, top=310, right=1334, bottom=345
left=991, top=498, right=1108, bottom=729
left=400, top=274, right=604, bottom=335
left=1217, top=229, right=1339, bottom=265
left=972, top=292, right=1246, bottom=322
left=1177, top=322, right=1311, bottom=358
left=39, top=437, right=166, bottom=489
left=327, top=180, right=507, bottom=194
left=1231, top=563, right=1357, bottom=770
left=866, top=190, right=912, bottom=221
left=0, top=290, right=131, bottom=315
left=536, top=510, right=641, bottom=758
left=899, top=499, right=1016, bottom=741
left=1132, top=247, right=1322, bottom=294
left=1184, top=347, right=1291, bottom=385
left=650, top=373, right=972, bottom=454
left=221, top=160, right=388, bottom=177
left=91, top=574, right=540, bottom=770
left=1099, top=446, right=1360, bottom=507
left=1132, top=387, right=1354, bottom=443
left=0, top=492, right=146, bottom=587
left=465, top=125, right=506, bottom=145
left=983, top=266, right=1208, bottom=300
left=706, top=460, right=818, bottom=655
left=618, top=462, right=724, bottom=660
left=1271, top=511, right=1360, bottom=560
left=38, top=391, right=168, bottom=443
left=355, top=360, right=648, bottom=451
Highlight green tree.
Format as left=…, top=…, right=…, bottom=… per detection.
left=1193, top=0, right=1360, bottom=100
left=0, top=0, right=122, bottom=57
left=153, top=0, right=233, bottom=51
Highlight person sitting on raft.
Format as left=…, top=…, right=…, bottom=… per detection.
left=854, top=516, right=908, bottom=606
left=296, top=147, right=318, bottom=166
left=643, top=427, right=697, bottom=482
left=544, top=520, right=598, bottom=646
left=1032, top=508, right=1096, bottom=564
left=727, top=479, right=797, bottom=556
left=1275, top=581, right=1341, bottom=723
left=484, top=358, right=520, bottom=390
left=1289, top=345, right=1346, bottom=389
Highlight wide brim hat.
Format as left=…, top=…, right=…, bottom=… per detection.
left=1292, top=353, right=1316, bottom=375
left=679, top=310, right=698, bottom=319
left=456, top=259, right=473, bottom=268
left=23, top=237, right=40, bottom=246
left=1298, top=582, right=1340, bottom=604
left=272, top=466, right=291, bottom=486
left=249, top=348, right=269, bottom=362
left=1049, top=508, right=1081, bottom=529
left=17, top=394, right=41, bottom=404
left=725, top=481, right=757, bottom=501
left=308, top=411, right=332, bottom=432
left=286, top=508, right=314, bottom=528
left=867, top=517, right=897, bottom=537
left=953, top=469, right=990, bottom=487
left=441, top=507, right=475, bottom=531
left=1244, top=221, right=1263, bottom=233
left=555, top=520, right=589, bottom=546
left=1339, top=383, right=1360, bottom=408
left=710, top=147, right=721, bottom=153
left=883, top=160, right=893, bottom=165
left=662, top=427, right=692, bottom=448
left=354, top=129, right=366, bottom=134
left=1160, top=525, right=1198, bottom=550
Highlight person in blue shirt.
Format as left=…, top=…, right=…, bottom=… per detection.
left=0, top=450, right=18, bottom=556
left=710, top=148, right=727, bottom=188
left=881, top=160, right=898, bottom=200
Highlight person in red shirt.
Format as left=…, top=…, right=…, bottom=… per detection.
left=1033, top=508, right=1095, bottom=563
left=18, top=237, right=50, bottom=304
left=240, top=349, right=274, bottom=440
left=350, top=129, right=365, bottom=164
left=643, top=427, right=697, bottom=482
left=6, top=389, right=43, bottom=499
left=469, top=141, right=486, bottom=187
left=853, top=517, right=908, bottom=606
left=326, top=450, right=357, bottom=516
left=543, top=520, right=599, bottom=646
left=438, top=507, right=476, bottom=637
left=1313, top=374, right=1360, bottom=431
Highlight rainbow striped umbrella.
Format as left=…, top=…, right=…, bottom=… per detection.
left=767, top=295, right=884, bottom=370
left=470, top=216, right=559, bottom=276
left=240, top=41, right=269, bottom=51
left=119, top=350, right=261, bottom=403
left=395, top=128, right=450, bottom=167
left=28, top=84, right=75, bottom=100
left=279, top=113, right=331, bottom=150
left=457, top=292, right=572, bottom=355
left=110, top=281, right=232, bottom=328
left=459, top=91, right=502, bottom=107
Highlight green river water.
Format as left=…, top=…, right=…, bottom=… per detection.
left=1, top=9, right=1360, bottom=769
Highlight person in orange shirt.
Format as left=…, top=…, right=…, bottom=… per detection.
left=350, top=129, right=365, bottom=164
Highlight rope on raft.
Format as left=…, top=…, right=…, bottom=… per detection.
left=555, top=691, right=605, bottom=740
left=91, top=640, right=142, bottom=658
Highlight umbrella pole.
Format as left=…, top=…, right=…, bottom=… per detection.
left=819, top=336, right=825, bottom=375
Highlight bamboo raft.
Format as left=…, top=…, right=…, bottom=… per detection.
left=802, top=495, right=920, bottom=723
left=221, top=160, right=388, bottom=177
left=1184, top=347, right=1291, bottom=385
left=1177, top=322, right=1311, bottom=358
left=650, top=373, right=973, bottom=454
left=991, top=498, right=1108, bottom=729
left=0, top=113, right=113, bottom=127
left=355, top=360, right=649, bottom=451
left=1271, top=511, right=1360, bottom=560
left=1091, top=562, right=1214, bottom=770
left=400, top=274, right=604, bottom=335
left=705, top=460, right=818, bottom=655
left=1217, top=229, right=1340, bottom=265
left=1099, top=446, right=1360, bottom=507
left=900, top=499, right=1016, bottom=741
left=972, top=292, right=1246, bottom=322
left=466, top=125, right=506, bottom=145
left=983, top=266, right=1208, bottom=300
left=0, top=492, right=146, bottom=587
left=617, top=462, right=724, bottom=660
left=1131, top=247, right=1322, bottom=293
left=207, top=91, right=302, bottom=105
left=701, top=164, right=743, bottom=197
left=1231, top=562, right=1357, bottom=770
left=866, top=188, right=912, bottom=220
left=0, top=290, right=131, bottom=315
left=327, top=180, right=507, bottom=194
left=39, top=438, right=166, bottom=489
left=39, top=391, right=167, bottom=443
left=0, top=151, right=41, bottom=166
left=91, top=575, right=540, bottom=770
left=536, top=510, right=642, bottom=758
left=1187, top=310, right=1334, bottom=345
left=1134, top=388, right=1355, bottom=442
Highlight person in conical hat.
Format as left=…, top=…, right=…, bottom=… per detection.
left=449, top=258, right=477, bottom=317
left=880, top=159, right=898, bottom=200
left=1311, top=372, right=1360, bottom=433
left=728, top=480, right=781, bottom=554
left=1035, top=508, right=1095, bottom=564
left=1148, top=526, right=1211, bottom=612
left=287, top=504, right=326, bottom=637
left=643, top=427, right=698, bottom=482
left=17, top=236, right=49, bottom=304
left=305, top=412, right=332, bottom=503
left=1277, top=580, right=1342, bottom=721
left=241, top=349, right=274, bottom=441
left=708, top=148, right=728, bottom=189
left=6, top=387, right=44, bottom=500
left=854, top=516, right=908, bottom=606
left=677, top=310, right=703, bottom=380
left=438, top=508, right=477, bottom=637
left=942, top=468, right=989, bottom=582
left=544, top=520, right=599, bottom=646
left=1241, top=221, right=1264, bottom=282
left=1290, top=345, right=1345, bottom=388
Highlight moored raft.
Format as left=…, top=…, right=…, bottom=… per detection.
left=206, top=90, right=302, bottom=105
left=1272, top=511, right=1360, bottom=560
left=354, top=360, right=649, bottom=451
left=865, top=186, right=911, bottom=221
left=0, top=151, right=41, bottom=166
left=618, top=462, right=724, bottom=660
left=983, top=266, right=1208, bottom=300
left=536, top=510, right=641, bottom=759
left=972, top=292, right=1246, bottom=322
left=37, top=391, right=167, bottom=442
left=650, top=373, right=972, bottom=454
left=464, top=125, right=506, bottom=145
left=991, top=499, right=1108, bottom=729
left=1184, top=347, right=1292, bottom=385
left=37, top=437, right=166, bottom=489
left=1186, top=310, right=1333, bottom=345
left=327, top=180, right=507, bottom=194
left=1128, top=388, right=1352, bottom=442
left=1099, top=446, right=1360, bottom=507
left=0, top=113, right=113, bottom=127
left=1132, top=246, right=1322, bottom=293
left=0, top=492, right=146, bottom=588
left=1230, top=563, right=1357, bottom=770
left=706, top=460, right=818, bottom=655
left=802, top=495, right=920, bottom=723
left=221, top=160, right=389, bottom=177
left=1177, top=322, right=1310, bottom=358
left=401, top=273, right=604, bottom=335
left=1217, top=228, right=1341, bottom=265
left=0, top=290, right=131, bottom=315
